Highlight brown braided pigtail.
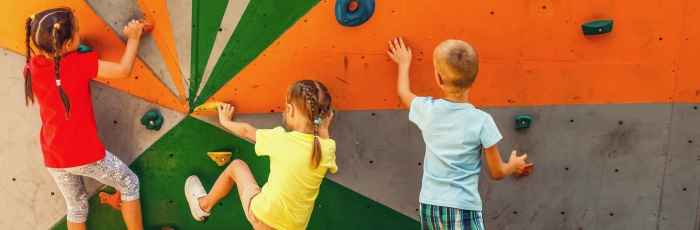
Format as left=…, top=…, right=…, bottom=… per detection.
left=24, top=15, right=35, bottom=106
left=52, top=23, right=71, bottom=118
left=301, top=84, right=323, bottom=169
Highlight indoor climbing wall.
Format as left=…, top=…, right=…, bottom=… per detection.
left=0, top=0, right=698, bottom=229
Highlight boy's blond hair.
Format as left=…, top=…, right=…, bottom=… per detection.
left=433, top=40, right=479, bottom=93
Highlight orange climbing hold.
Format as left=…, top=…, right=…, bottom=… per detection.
left=514, top=164, right=533, bottom=179
left=99, top=190, right=122, bottom=211
left=138, top=19, right=154, bottom=35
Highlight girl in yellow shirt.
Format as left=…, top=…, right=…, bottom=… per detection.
left=185, top=80, right=338, bottom=230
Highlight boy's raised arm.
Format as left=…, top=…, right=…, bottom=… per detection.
left=483, top=144, right=532, bottom=180
left=217, top=103, right=258, bottom=142
left=388, top=37, right=417, bottom=109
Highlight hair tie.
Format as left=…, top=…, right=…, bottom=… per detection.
left=314, top=118, right=322, bottom=125
left=53, top=23, right=60, bottom=30
left=30, top=14, right=36, bottom=20
left=56, top=80, right=61, bottom=86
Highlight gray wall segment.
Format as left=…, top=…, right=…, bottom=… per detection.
left=193, top=104, right=695, bottom=229
left=0, top=48, right=67, bottom=230
left=84, top=0, right=180, bottom=99
left=657, top=103, right=700, bottom=230
left=167, top=0, right=192, bottom=99
left=480, top=104, right=672, bottom=229
left=91, top=81, right=186, bottom=166
left=194, top=0, right=251, bottom=101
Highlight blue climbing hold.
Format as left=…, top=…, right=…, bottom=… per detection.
left=77, top=44, right=92, bottom=53
left=335, top=0, right=375, bottom=27
left=140, top=111, right=164, bottom=131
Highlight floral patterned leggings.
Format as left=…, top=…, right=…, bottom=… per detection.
left=48, top=151, right=139, bottom=223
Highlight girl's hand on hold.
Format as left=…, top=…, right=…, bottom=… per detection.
left=320, top=109, right=334, bottom=129
left=123, top=19, right=143, bottom=40
left=217, top=103, right=235, bottom=124
left=387, top=37, right=412, bottom=67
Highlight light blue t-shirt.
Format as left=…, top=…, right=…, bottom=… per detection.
left=409, top=96, right=502, bottom=211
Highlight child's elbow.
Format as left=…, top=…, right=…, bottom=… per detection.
left=119, top=68, right=133, bottom=79
left=489, top=171, right=508, bottom=180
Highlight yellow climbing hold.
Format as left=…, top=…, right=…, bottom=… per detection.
left=193, top=101, right=224, bottom=113
left=207, top=152, right=232, bottom=166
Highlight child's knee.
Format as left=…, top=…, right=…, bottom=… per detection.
left=119, top=172, right=140, bottom=201
left=225, top=159, right=249, bottom=175
left=66, top=200, right=89, bottom=223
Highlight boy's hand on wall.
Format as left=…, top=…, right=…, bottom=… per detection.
left=217, top=103, right=235, bottom=124
left=508, top=150, right=533, bottom=174
left=387, top=37, right=412, bottom=67
left=123, top=19, right=143, bottom=40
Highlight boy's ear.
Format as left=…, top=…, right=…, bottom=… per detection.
left=435, top=72, right=445, bottom=90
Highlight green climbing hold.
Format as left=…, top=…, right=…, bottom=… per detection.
left=140, top=111, right=164, bottom=131
left=582, top=20, right=613, bottom=35
left=515, top=115, right=531, bottom=130
left=77, top=44, right=93, bottom=53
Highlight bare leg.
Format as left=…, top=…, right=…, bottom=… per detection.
left=199, top=160, right=258, bottom=212
left=121, top=199, right=144, bottom=230
left=66, top=222, right=87, bottom=230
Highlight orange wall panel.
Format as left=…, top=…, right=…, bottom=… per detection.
left=674, top=0, right=700, bottom=103
left=206, top=0, right=688, bottom=113
left=136, top=0, right=188, bottom=105
left=208, top=52, right=676, bottom=114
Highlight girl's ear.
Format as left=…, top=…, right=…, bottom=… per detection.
left=286, top=103, right=294, bottom=117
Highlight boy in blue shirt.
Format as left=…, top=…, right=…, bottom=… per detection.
left=387, top=37, right=533, bottom=230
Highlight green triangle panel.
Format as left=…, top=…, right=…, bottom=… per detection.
left=190, top=0, right=231, bottom=104
left=192, top=0, right=320, bottom=108
left=51, top=116, right=418, bottom=229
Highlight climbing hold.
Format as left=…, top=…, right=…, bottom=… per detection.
left=193, top=101, right=224, bottom=113
left=582, top=20, right=613, bottom=35
left=335, top=0, right=375, bottom=27
left=514, top=164, right=533, bottom=179
left=77, top=44, right=92, bottom=53
left=140, top=111, right=164, bottom=131
left=139, top=19, right=154, bottom=36
left=515, top=115, right=531, bottom=130
left=99, top=190, right=122, bottom=211
left=208, top=152, right=233, bottom=166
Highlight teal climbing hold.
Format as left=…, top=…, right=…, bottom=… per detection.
left=77, top=44, right=92, bottom=53
left=140, top=111, right=164, bottom=131
left=515, top=115, right=531, bottom=130
left=335, top=0, right=375, bottom=27
left=582, top=20, right=613, bottom=35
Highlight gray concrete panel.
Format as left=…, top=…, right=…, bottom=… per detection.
left=658, top=103, right=700, bottom=230
left=481, top=104, right=671, bottom=229
left=167, top=0, right=192, bottom=99
left=85, top=0, right=180, bottom=99
left=91, top=82, right=186, bottom=166
left=194, top=103, right=694, bottom=229
left=0, top=48, right=66, bottom=230
left=194, top=0, right=251, bottom=101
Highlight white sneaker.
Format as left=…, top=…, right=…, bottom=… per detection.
left=185, top=175, right=210, bottom=223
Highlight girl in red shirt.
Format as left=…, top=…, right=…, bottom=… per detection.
left=24, top=8, right=144, bottom=230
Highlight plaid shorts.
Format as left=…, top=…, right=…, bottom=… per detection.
left=420, top=203, right=485, bottom=230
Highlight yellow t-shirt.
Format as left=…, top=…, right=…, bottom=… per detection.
left=251, top=127, right=338, bottom=230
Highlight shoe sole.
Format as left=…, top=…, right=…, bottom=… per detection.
left=185, top=176, right=203, bottom=221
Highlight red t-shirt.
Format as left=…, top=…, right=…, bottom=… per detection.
left=25, top=52, right=106, bottom=168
